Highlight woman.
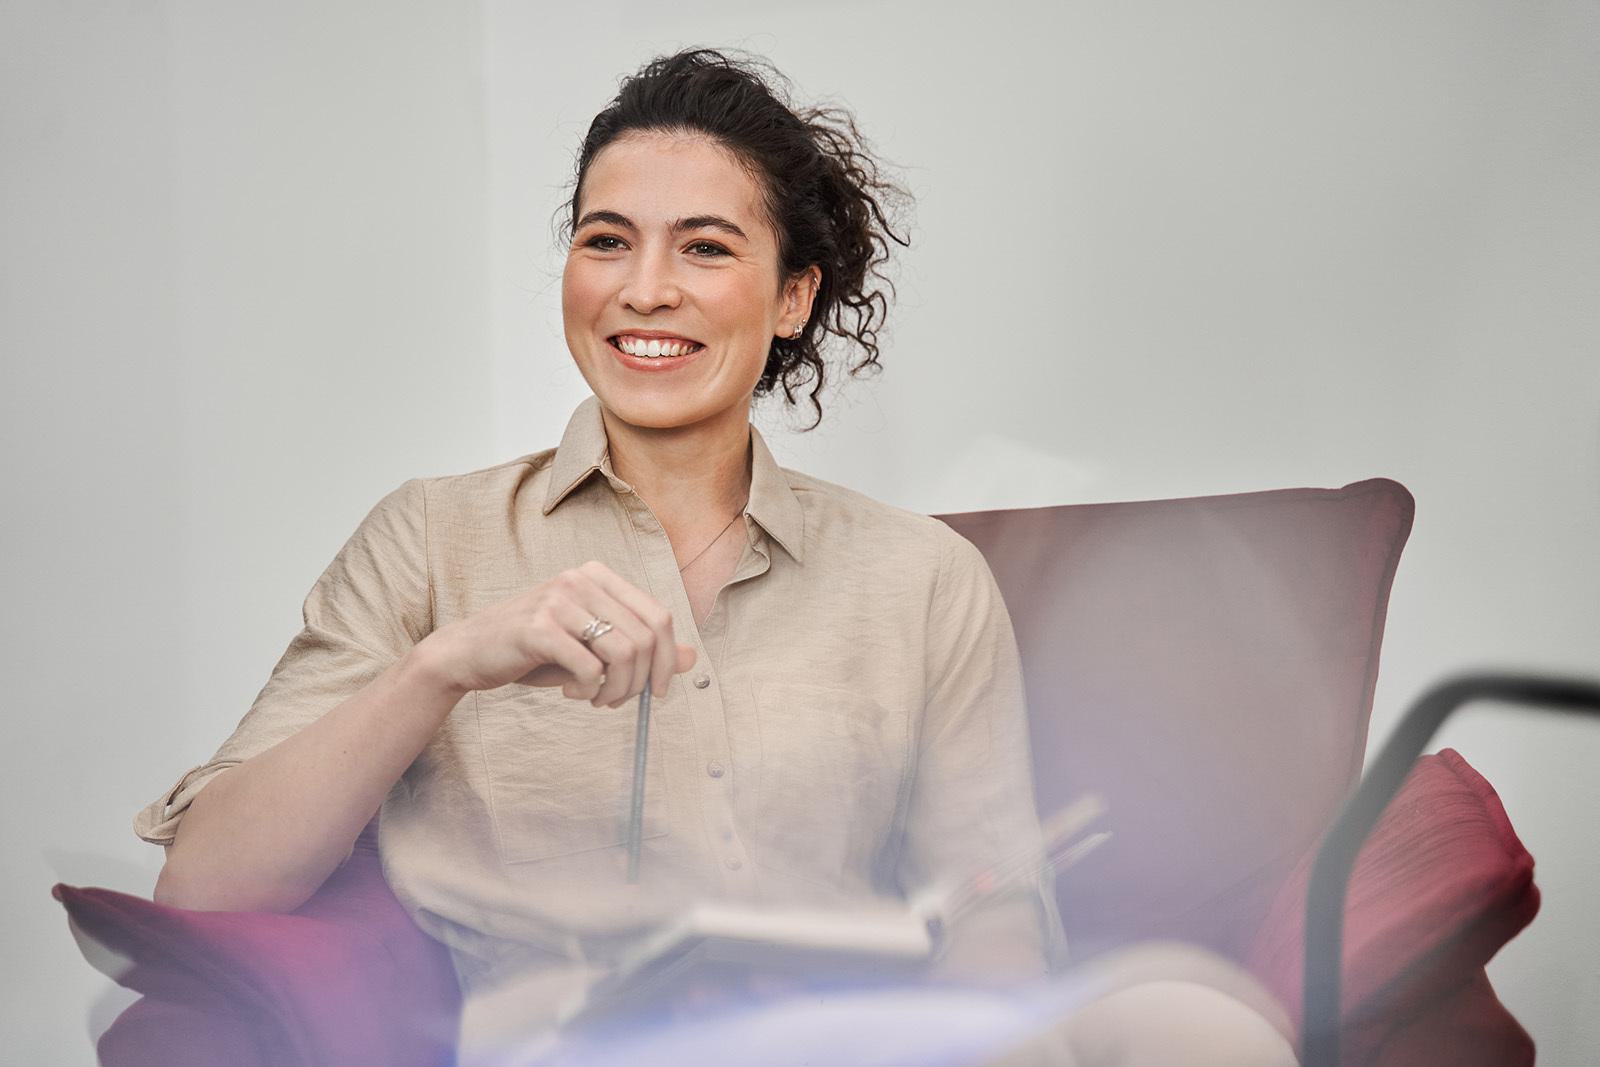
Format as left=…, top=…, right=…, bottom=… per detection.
left=137, top=49, right=1294, bottom=1066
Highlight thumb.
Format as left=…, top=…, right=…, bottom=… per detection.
left=675, top=644, right=697, bottom=673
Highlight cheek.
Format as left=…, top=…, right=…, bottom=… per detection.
left=708, top=275, right=778, bottom=335
left=561, top=258, right=605, bottom=320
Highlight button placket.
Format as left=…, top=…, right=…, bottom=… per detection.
left=683, top=664, right=751, bottom=887
left=694, top=687, right=747, bottom=882
left=617, top=490, right=751, bottom=890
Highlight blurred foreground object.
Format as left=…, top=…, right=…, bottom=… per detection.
left=56, top=478, right=1544, bottom=1064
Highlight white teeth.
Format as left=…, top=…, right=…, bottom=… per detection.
left=615, top=337, right=698, bottom=358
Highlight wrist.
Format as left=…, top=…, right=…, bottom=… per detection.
left=399, top=637, right=469, bottom=701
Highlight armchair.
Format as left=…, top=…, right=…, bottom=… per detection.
left=57, top=477, right=1540, bottom=1065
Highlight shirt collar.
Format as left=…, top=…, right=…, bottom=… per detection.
left=542, top=395, right=613, bottom=513
left=542, top=395, right=806, bottom=563
left=746, top=421, right=806, bottom=563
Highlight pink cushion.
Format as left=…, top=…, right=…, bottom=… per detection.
left=940, top=478, right=1416, bottom=960
left=54, top=825, right=460, bottom=1067
left=96, top=996, right=277, bottom=1067
left=1367, top=969, right=1534, bottom=1067
left=1244, top=748, right=1539, bottom=1063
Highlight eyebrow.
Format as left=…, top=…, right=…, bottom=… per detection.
left=575, top=210, right=748, bottom=241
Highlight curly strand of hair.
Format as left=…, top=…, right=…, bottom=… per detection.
left=766, top=106, right=909, bottom=427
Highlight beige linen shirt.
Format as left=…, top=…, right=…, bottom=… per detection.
left=136, top=396, right=1063, bottom=1039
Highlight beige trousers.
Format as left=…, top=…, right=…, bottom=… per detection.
left=990, top=942, right=1300, bottom=1067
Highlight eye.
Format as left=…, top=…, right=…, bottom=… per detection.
left=583, top=234, right=626, bottom=252
left=686, top=240, right=730, bottom=257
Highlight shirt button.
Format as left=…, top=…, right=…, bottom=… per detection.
left=707, top=761, right=725, bottom=779
left=693, top=674, right=711, bottom=689
left=725, top=856, right=743, bottom=871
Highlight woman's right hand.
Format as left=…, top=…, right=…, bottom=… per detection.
left=416, top=560, right=696, bottom=706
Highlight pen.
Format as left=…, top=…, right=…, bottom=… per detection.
left=626, top=672, right=652, bottom=883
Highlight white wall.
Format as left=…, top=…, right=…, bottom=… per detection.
left=5, top=1, right=1597, bottom=1062
left=1, top=1, right=492, bottom=1061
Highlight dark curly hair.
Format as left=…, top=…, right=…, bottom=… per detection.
left=559, top=48, right=910, bottom=429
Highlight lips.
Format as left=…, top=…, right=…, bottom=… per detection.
left=604, top=332, right=709, bottom=374
left=608, top=333, right=705, bottom=359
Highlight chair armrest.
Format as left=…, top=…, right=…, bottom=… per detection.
left=55, top=824, right=460, bottom=1066
left=1243, top=748, right=1539, bottom=1064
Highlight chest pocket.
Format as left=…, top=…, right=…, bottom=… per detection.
left=474, top=685, right=669, bottom=865
left=752, top=681, right=909, bottom=889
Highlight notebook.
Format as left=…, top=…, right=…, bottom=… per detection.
left=560, top=795, right=1109, bottom=1026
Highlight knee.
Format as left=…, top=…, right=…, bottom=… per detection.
left=1064, top=980, right=1299, bottom=1067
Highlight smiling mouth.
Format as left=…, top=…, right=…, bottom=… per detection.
left=608, top=334, right=705, bottom=359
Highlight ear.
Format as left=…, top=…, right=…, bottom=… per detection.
left=778, top=265, right=822, bottom=338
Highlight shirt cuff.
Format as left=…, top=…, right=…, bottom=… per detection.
left=132, top=760, right=240, bottom=845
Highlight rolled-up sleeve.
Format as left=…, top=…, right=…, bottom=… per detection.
left=134, top=477, right=433, bottom=845
left=895, top=526, right=1068, bottom=974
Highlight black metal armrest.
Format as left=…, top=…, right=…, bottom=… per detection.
left=1301, top=672, right=1600, bottom=1067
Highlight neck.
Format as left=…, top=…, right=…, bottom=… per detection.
left=599, top=402, right=752, bottom=529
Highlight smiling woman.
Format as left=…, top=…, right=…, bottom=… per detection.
left=132, top=48, right=1293, bottom=1067
left=562, top=131, right=809, bottom=439
left=560, top=49, right=906, bottom=433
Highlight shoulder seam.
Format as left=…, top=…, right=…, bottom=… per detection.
left=414, top=450, right=555, bottom=487
left=923, top=527, right=955, bottom=698
left=415, top=477, right=436, bottom=637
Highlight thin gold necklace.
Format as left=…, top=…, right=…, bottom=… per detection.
left=677, top=509, right=745, bottom=572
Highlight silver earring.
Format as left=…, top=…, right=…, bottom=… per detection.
left=791, top=321, right=805, bottom=339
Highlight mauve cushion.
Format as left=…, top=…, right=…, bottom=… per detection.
left=1244, top=747, right=1539, bottom=1063
left=54, top=824, right=460, bottom=1067
left=940, top=478, right=1416, bottom=960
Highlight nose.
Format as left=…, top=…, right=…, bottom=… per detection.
left=619, top=245, right=682, bottom=315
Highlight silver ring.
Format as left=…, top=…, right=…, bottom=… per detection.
left=578, top=616, right=614, bottom=645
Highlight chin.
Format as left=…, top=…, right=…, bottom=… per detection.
left=596, top=390, right=721, bottom=432
left=586, top=375, right=759, bottom=436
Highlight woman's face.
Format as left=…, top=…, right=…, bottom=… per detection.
left=562, top=130, right=815, bottom=436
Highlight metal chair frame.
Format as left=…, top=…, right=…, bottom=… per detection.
left=1301, top=672, right=1600, bottom=1067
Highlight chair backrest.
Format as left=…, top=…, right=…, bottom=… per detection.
left=938, top=478, right=1413, bottom=962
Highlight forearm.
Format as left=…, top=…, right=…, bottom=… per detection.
left=153, top=644, right=466, bottom=913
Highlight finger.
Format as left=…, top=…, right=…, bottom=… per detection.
left=516, top=663, right=571, bottom=688
left=581, top=586, right=660, bottom=708
left=551, top=592, right=643, bottom=707
left=583, top=588, right=657, bottom=709
left=530, top=619, right=606, bottom=701
left=566, top=564, right=652, bottom=703
left=580, top=561, right=682, bottom=697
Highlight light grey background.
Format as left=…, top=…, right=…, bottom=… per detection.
left=4, top=2, right=1596, bottom=1063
